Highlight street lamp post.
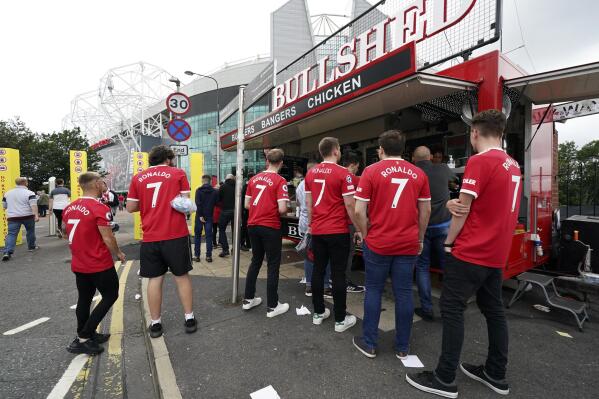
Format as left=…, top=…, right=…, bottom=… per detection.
left=184, top=70, right=221, bottom=182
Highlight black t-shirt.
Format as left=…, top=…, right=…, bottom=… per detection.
left=416, top=160, right=456, bottom=225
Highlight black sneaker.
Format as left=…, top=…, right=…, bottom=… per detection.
left=218, top=251, right=230, bottom=258
left=347, top=281, right=365, bottom=293
left=406, top=371, right=458, bottom=398
left=353, top=336, right=376, bottom=358
left=149, top=323, right=163, bottom=338
left=184, top=318, right=198, bottom=334
left=67, top=338, right=104, bottom=355
left=324, top=288, right=333, bottom=299
left=460, top=363, right=509, bottom=395
left=28, top=246, right=40, bottom=252
left=415, top=307, right=435, bottom=321
left=192, top=256, right=201, bottom=262
left=240, top=245, right=250, bottom=252
left=206, top=256, right=213, bottom=263
left=305, top=286, right=312, bottom=297
left=91, top=332, right=111, bottom=344
left=2, top=254, right=10, bottom=262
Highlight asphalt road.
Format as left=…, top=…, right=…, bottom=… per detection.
left=0, top=213, right=156, bottom=399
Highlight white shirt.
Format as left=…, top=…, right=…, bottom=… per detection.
left=296, top=180, right=309, bottom=234
left=2, top=186, right=36, bottom=219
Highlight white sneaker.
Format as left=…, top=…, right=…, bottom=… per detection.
left=266, top=302, right=289, bottom=318
left=335, top=314, right=357, bottom=332
left=312, top=308, right=331, bottom=325
left=242, top=297, right=262, bottom=310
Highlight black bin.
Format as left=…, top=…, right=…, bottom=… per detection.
left=561, top=215, right=599, bottom=273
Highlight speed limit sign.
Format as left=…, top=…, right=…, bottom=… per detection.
left=166, top=92, right=191, bottom=115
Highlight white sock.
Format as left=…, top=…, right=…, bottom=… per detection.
left=185, top=312, right=194, bottom=321
left=151, top=318, right=161, bottom=325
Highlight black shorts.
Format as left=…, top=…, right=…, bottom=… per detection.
left=140, top=235, right=193, bottom=278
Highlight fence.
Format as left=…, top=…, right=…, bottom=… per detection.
left=559, top=157, right=599, bottom=218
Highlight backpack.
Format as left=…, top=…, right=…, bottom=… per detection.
left=108, top=190, right=120, bottom=207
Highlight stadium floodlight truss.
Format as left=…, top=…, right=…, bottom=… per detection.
left=64, top=61, right=177, bottom=149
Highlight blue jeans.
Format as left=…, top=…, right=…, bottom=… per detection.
left=194, top=217, right=213, bottom=257
left=4, top=218, right=36, bottom=254
left=304, top=259, right=331, bottom=288
left=362, top=242, right=417, bottom=353
left=415, top=224, right=449, bottom=313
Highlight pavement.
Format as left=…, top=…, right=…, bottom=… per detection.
left=1, top=214, right=598, bottom=398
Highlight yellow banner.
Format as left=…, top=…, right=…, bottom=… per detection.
left=190, top=153, right=203, bottom=236
left=0, top=148, right=21, bottom=247
left=132, top=152, right=149, bottom=240
left=69, top=150, right=88, bottom=201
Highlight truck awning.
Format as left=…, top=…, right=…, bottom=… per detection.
left=222, top=73, right=476, bottom=151
left=505, top=61, right=599, bottom=104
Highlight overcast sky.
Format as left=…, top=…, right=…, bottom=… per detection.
left=0, top=0, right=598, bottom=146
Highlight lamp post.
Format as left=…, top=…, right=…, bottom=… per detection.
left=184, top=70, right=221, bottom=182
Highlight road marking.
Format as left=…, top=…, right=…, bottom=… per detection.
left=3, top=317, right=50, bottom=335
left=108, top=260, right=132, bottom=355
left=46, top=354, right=89, bottom=399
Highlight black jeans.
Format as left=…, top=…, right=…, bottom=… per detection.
left=218, top=210, right=234, bottom=252
left=75, top=267, right=119, bottom=339
left=244, top=226, right=282, bottom=308
left=53, top=209, right=64, bottom=231
left=435, top=254, right=508, bottom=383
left=312, top=233, right=350, bottom=322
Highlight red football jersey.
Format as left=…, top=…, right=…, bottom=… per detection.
left=246, top=171, right=289, bottom=229
left=355, top=158, right=431, bottom=255
left=127, top=165, right=191, bottom=242
left=305, top=161, right=355, bottom=235
left=63, top=197, right=114, bottom=273
left=346, top=174, right=360, bottom=226
left=453, top=148, right=522, bottom=268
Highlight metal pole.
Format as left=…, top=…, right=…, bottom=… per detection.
left=594, top=161, right=597, bottom=217
left=48, top=177, right=56, bottom=236
left=231, top=85, right=245, bottom=304
left=565, top=163, right=569, bottom=218
left=215, top=80, right=221, bottom=183
left=579, top=162, right=583, bottom=216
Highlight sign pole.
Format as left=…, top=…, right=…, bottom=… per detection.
left=231, top=85, right=245, bottom=304
left=48, top=177, right=56, bottom=236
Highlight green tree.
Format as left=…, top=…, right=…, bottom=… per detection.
left=0, top=118, right=102, bottom=192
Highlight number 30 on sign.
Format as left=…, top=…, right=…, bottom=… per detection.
left=166, top=92, right=191, bottom=115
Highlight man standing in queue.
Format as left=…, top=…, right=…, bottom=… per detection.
left=127, top=145, right=197, bottom=338
left=341, top=151, right=365, bottom=294
left=305, top=137, right=359, bottom=332
left=242, top=149, right=290, bottom=317
left=63, top=172, right=126, bottom=355
left=352, top=131, right=431, bottom=359
left=407, top=110, right=521, bottom=398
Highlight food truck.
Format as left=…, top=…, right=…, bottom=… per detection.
left=220, top=0, right=599, bottom=279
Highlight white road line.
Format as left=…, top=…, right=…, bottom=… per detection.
left=69, top=295, right=101, bottom=310
left=3, top=317, right=50, bottom=335
left=46, top=354, right=89, bottom=399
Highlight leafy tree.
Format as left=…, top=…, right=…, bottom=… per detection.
left=558, top=140, right=599, bottom=208
left=0, top=118, right=102, bottom=192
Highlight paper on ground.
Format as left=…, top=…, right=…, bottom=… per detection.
left=556, top=331, right=573, bottom=338
left=250, top=385, right=280, bottom=399
left=296, top=305, right=311, bottom=316
left=401, top=355, right=424, bottom=368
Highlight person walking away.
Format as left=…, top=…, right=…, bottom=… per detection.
left=412, top=146, right=457, bottom=321
left=242, top=149, right=290, bottom=317
left=118, top=193, right=125, bottom=211
left=352, top=131, right=431, bottom=360
left=305, top=137, right=359, bottom=332
left=240, top=173, right=255, bottom=251
left=2, top=177, right=40, bottom=261
left=49, top=178, right=71, bottom=238
left=212, top=183, right=221, bottom=248
left=406, top=110, right=521, bottom=398
left=193, top=175, right=217, bottom=263
left=296, top=160, right=332, bottom=298
left=37, top=190, right=49, bottom=217
left=63, top=172, right=126, bottom=355
left=217, top=174, right=236, bottom=257
left=341, top=150, right=365, bottom=294
left=101, top=185, right=119, bottom=216
left=126, top=145, right=197, bottom=338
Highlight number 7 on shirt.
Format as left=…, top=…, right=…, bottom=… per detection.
left=67, top=219, right=80, bottom=244
left=313, top=179, right=326, bottom=206
left=147, top=182, right=162, bottom=208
